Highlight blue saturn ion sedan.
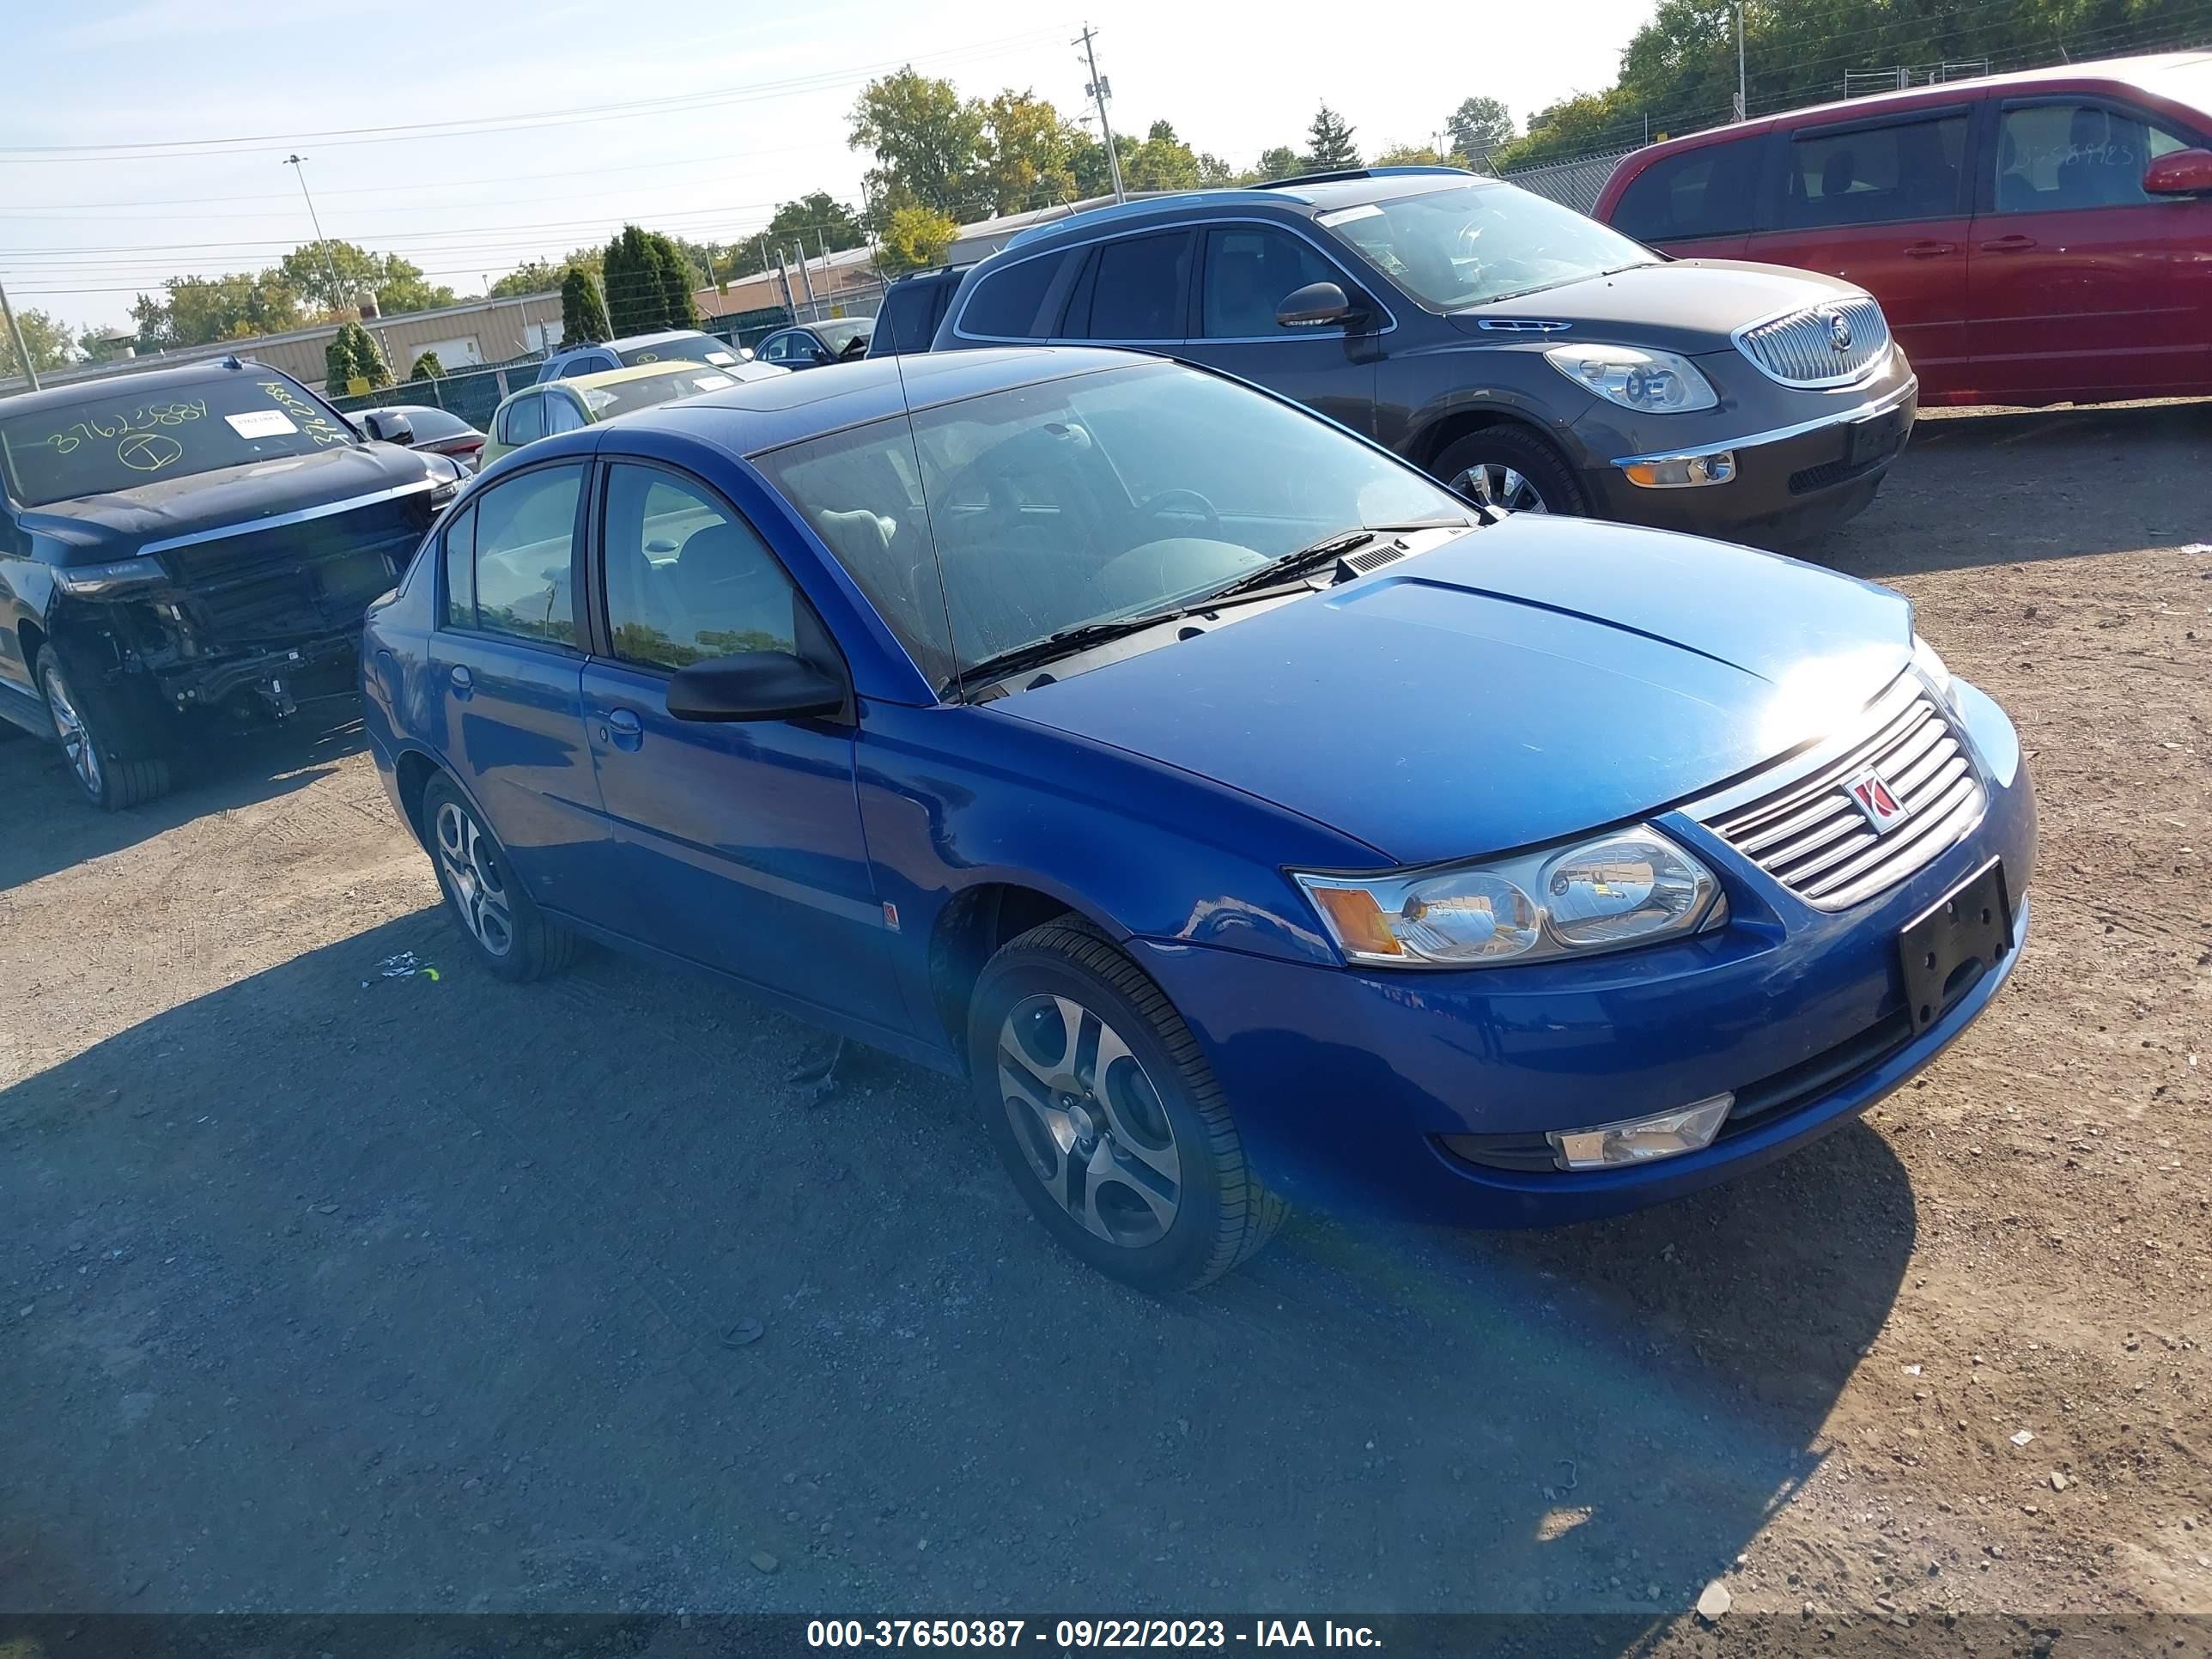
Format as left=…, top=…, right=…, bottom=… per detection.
left=361, top=346, right=2034, bottom=1291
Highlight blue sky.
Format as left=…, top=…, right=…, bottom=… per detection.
left=2, top=0, right=1656, bottom=331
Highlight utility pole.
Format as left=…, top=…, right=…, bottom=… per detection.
left=1734, top=3, right=1747, bottom=121
left=284, top=155, right=349, bottom=319
left=0, top=276, right=40, bottom=392
left=1075, top=26, right=1126, bottom=204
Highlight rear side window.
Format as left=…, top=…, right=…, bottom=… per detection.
left=1995, top=101, right=2192, bottom=213
left=957, top=249, right=1079, bottom=340
left=1199, top=226, right=1345, bottom=337
left=1612, top=137, right=1765, bottom=240
left=1080, top=231, right=1193, bottom=341
left=544, top=394, right=587, bottom=435
left=1780, top=113, right=1969, bottom=228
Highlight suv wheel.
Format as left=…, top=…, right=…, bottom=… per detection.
left=422, top=773, right=576, bottom=981
left=1434, top=427, right=1587, bottom=517
left=968, top=920, right=1285, bottom=1291
left=35, top=647, right=171, bottom=810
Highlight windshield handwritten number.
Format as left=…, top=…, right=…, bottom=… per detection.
left=35, top=398, right=207, bottom=473
left=258, top=380, right=348, bottom=447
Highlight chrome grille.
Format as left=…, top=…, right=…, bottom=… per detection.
left=1735, top=295, right=1891, bottom=387
left=1703, top=683, right=1985, bottom=911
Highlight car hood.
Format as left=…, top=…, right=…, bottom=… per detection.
left=1449, top=259, right=1867, bottom=355
left=993, top=517, right=1913, bottom=867
left=18, top=441, right=442, bottom=565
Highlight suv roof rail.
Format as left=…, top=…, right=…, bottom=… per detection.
left=1253, top=165, right=1475, bottom=189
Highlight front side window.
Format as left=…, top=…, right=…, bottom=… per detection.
left=1200, top=226, right=1345, bottom=337
left=500, top=392, right=544, bottom=447
left=957, top=248, right=1079, bottom=340
left=1995, top=101, right=2190, bottom=212
left=1610, top=137, right=1765, bottom=241
left=0, top=371, right=356, bottom=508
left=1080, top=231, right=1194, bottom=341
left=459, top=464, right=582, bottom=647
left=1317, top=183, right=1657, bottom=309
left=600, top=464, right=797, bottom=671
left=752, top=361, right=1463, bottom=690
left=1781, top=113, right=1969, bottom=228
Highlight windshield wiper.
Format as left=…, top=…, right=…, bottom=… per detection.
left=955, top=612, right=1194, bottom=696
left=1201, top=518, right=1476, bottom=603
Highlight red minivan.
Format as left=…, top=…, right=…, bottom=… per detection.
left=1593, top=52, right=2212, bottom=406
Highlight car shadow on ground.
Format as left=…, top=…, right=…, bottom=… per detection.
left=1791, top=396, right=2212, bottom=580
left=0, top=702, right=366, bottom=894
left=3, top=904, right=1916, bottom=1623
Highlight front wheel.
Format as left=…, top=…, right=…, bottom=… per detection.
left=36, top=647, right=170, bottom=810
left=421, top=773, right=576, bottom=981
left=1433, top=426, right=1587, bottom=518
left=969, top=921, right=1285, bottom=1291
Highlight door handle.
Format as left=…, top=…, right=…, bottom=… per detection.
left=1978, top=234, right=2038, bottom=252
left=600, top=707, right=644, bottom=750
left=447, top=664, right=473, bottom=695
left=1904, top=240, right=1957, bottom=258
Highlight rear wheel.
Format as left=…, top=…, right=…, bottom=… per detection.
left=422, top=773, right=576, bottom=981
left=35, top=646, right=170, bottom=810
left=969, top=921, right=1285, bottom=1291
left=1433, top=425, right=1587, bottom=518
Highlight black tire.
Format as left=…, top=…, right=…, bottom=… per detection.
left=1432, top=424, right=1589, bottom=518
left=420, top=773, right=577, bottom=982
left=34, top=645, right=171, bottom=811
left=968, top=920, right=1285, bottom=1291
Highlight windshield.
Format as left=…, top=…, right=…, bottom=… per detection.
left=751, top=359, right=1464, bottom=690
left=579, top=366, right=738, bottom=420
left=1318, top=182, right=1660, bottom=309
left=617, top=334, right=738, bottom=369
left=0, top=372, right=356, bottom=508
left=813, top=319, right=872, bottom=353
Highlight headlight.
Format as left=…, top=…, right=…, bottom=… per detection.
left=1545, top=343, right=1717, bottom=414
left=1295, top=825, right=1723, bottom=969
left=53, top=556, right=169, bottom=597
left=1911, top=634, right=1957, bottom=712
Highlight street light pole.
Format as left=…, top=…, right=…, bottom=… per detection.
left=1075, top=26, right=1126, bottom=204
left=1735, top=3, right=1748, bottom=121
left=0, top=276, right=40, bottom=392
left=284, top=155, right=349, bottom=317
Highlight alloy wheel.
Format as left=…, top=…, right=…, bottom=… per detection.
left=998, top=993, right=1182, bottom=1249
left=1453, top=462, right=1551, bottom=515
left=434, top=799, right=514, bottom=958
left=41, top=662, right=103, bottom=799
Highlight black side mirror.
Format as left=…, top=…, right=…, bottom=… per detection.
left=666, top=651, right=847, bottom=723
left=362, top=410, right=416, bottom=446
left=1275, top=281, right=1358, bottom=328
left=840, top=334, right=870, bottom=359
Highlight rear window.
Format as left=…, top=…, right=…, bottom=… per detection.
left=578, top=366, right=735, bottom=419
left=0, top=372, right=356, bottom=508
left=1611, top=137, right=1765, bottom=240
left=1779, top=113, right=1970, bottom=228
left=618, top=335, right=738, bottom=369
left=956, top=249, right=1079, bottom=340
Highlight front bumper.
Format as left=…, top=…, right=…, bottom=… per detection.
left=155, top=627, right=362, bottom=716
left=1573, top=359, right=1918, bottom=543
left=1129, top=678, right=2034, bottom=1229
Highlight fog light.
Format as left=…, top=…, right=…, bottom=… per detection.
left=1546, top=1093, right=1734, bottom=1170
left=1622, top=451, right=1736, bottom=489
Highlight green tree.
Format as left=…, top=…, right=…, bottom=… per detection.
left=980, top=90, right=1078, bottom=215
left=873, top=203, right=957, bottom=276
left=848, top=66, right=988, bottom=217
left=0, top=307, right=82, bottom=377
left=560, top=265, right=611, bottom=346
left=408, top=350, right=445, bottom=381
left=1303, top=105, right=1360, bottom=171
left=1195, top=152, right=1240, bottom=186
left=1255, top=144, right=1304, bottom=181
left=324, top=321, right=389, bottom=392
left=654, top=234, right=702, bottom=329
left=1372, top=143, right=1448, bottom=167
left=488, top=259, right=567, bottom=298
left=160, top=271, right=303, bottom=348
left=1121, top=119, right=1202, bottom=192
left=1445, top=95, right=1515, bottom=164
left=1067, top=131, right=1117, bottom=198
left=602, top=224, right=666, bottom=334
left=277, top=241, right=453, bottom=316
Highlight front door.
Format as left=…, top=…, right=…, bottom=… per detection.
left=577, top=459, right=898, bottom=1023
left=1966, top=96, right=2206, bottom=402
left=1175, top=222, right=1380, bottom=436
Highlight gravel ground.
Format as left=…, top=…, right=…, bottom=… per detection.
left=2, top=398, right=2207, bottom=1634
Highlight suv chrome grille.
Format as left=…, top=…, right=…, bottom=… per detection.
left=1735, top=295, right=1891, bottom=387
left=1702, top=682, right=1984, bottom=911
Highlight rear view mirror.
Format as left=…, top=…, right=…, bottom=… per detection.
left=362, top=410, right=416, bottom=446
left=666, top=651, right=847, bottom=723
left=2144, top=147, right=2212, bottom=196
left=1276, top=281, right=1357, bottom=328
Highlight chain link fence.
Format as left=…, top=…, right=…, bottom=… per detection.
left=1495, top=148, right=1638, bottom=216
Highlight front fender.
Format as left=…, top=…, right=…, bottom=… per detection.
left=1379, top=340, right=1598, bottom=463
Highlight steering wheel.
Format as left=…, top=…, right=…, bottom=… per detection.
left=1140, top=488, right=1224, bottom=539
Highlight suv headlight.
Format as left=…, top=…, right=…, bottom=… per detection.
left=1295, top=825, right=1724, bottom=969
left=1546, top=343, right=1717, bottom=414
left=53, top=555, right=168, bottom=597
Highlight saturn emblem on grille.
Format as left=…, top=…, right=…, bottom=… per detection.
left=1824, top=307, right=1854, bottom=352
left=1844, top=765, right=1908, bottom=834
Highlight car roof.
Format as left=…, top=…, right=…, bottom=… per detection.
left=0, top=356, right=296, bottom=418
left=607, top=329, right=716, bottom=349
left=998, top=168, right=1483, bottom=254
left=610, top=346, right=1149, bottom=457
left=548, top=359, right=734, bottom=392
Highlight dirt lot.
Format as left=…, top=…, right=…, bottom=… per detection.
left=3, top=399, right=2208, bottom=1638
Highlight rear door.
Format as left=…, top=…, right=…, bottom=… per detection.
left=1966, top=94, right=2207, bottom=401
left=1742, top=104, right=1978, bottom=395
left=1605, top=132, right=1767, bottom=260
left=1176, top=221, right=1379, bottom=435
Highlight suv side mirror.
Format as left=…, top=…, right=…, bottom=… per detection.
left=667, top=651, right=847, bottom=723
left=1276, top=281, right=1358, bottom=328
left=362, top=410, right=416, bottom=446
left=2145, top=147, right=2212, bottom=196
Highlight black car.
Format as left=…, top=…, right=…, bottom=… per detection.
left=755, top=318, right=873, bottom=368
left=866, top=265, right=969, bottom=357
left=0, top=358, right=461, bottom=807
left=929, top=167, right=1917, bottom=541
left=343, top=404, right=487, bottom=471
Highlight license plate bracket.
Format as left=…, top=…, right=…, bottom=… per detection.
left=1847, top=405, right=1909, bottom=466
left=1899, top=857, right=2011, bottom=1035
